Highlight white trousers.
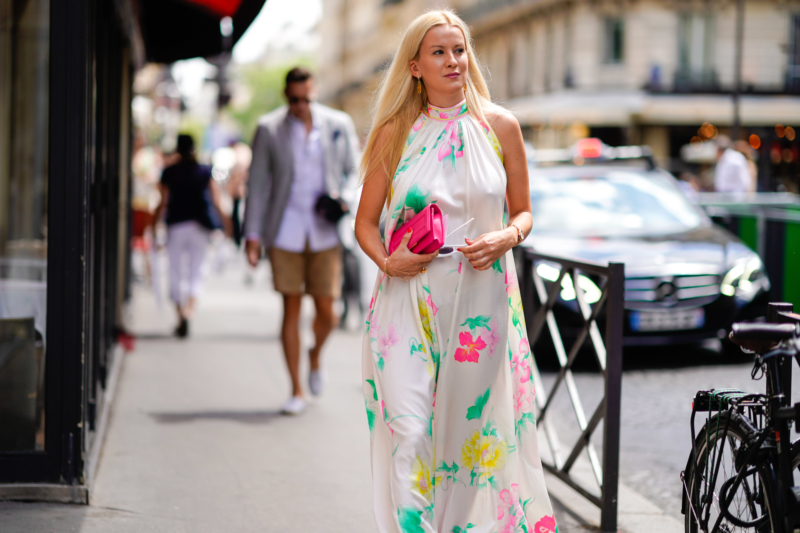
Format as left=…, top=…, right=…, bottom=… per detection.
left=167, top=221, right=210, bottom=305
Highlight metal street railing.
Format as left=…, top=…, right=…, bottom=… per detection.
left=516, top=249, right=624, bottom=532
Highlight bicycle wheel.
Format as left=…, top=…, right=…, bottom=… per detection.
left=684, top=411, right=779, bottom=533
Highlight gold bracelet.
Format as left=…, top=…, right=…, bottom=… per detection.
left=386, top=257, right=416, bottom=280
left=383, top=257, right=392, bottom=278
left=509, top=223, right=524, bottom=246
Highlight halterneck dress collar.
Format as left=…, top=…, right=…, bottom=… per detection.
left=422, top=99, right=469, bottom=121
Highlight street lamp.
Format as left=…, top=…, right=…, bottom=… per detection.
left=732, top=0, right=744, bottom=141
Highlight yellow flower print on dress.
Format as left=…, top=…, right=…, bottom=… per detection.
left=460, top=425, right=509, bottom=488
left=409, top=456, right=439, bottom=502
left=417, top=297, right=433, bottom=345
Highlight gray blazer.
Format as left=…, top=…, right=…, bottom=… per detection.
left=244, top=103, right=359, bottom=250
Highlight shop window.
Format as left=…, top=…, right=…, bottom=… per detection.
left=603, top=17, right=624, bottom=64
left=0, top=0, right=49, bottom=452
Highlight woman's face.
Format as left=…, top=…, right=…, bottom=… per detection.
left=410, top=24, right=469, bottom=98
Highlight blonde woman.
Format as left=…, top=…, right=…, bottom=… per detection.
left=355, top=10, right=556, bottom=532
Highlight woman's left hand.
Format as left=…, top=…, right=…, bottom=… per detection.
left=459, top=228, right=516, bottom=271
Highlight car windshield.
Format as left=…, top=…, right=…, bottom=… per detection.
left=529, top=169, right=708, bottom=237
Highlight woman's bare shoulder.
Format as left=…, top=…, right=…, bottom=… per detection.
left=484, top=108, right=520, bottom=138
left=372, top=120, right=396, bottom=145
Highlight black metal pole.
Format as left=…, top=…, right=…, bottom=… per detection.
left=769, top=302, right=794, bottom=403
left=601, top=262, right=624, bottom=531
left=732, top=0, right=745, bottom=140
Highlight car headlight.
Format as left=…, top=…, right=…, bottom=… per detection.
left=721, top=256, right=767, bottom=300
left=536, top=263, right=602, bottom=304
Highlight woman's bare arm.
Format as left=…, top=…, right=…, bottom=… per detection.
left=208, top=180, right=232, bottom=237
left=459, top=111, right=531, bottom=270
left=493, top=111, right=532, bottom=240
left=355, top=123, right=437, bottom=278
left=154, top=183, right=169, bottom=223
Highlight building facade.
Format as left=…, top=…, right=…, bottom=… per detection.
left=0, top=0, right=139, bottom=498
left=0, top=0, right=266, bottom=501
left=320, top=0, right=800, bottom=189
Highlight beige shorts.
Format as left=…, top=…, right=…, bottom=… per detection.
left=269, top=244, right=342, bottom=299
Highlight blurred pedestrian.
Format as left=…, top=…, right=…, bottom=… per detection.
left=354, top=10, right=555, bottom=531
left=733, top=139, right=759, bottom=192
left=227, top=140, right=252, bottom=248
left=244, top=67, right=359, bottom=415
left=677, top=171, right=701, bottom=202
left=714, top=135, right=753, bottom=193
left=155, top=134, right=229, bottom=338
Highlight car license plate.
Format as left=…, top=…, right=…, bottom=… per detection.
left=630, top=308, right=705, bottom=332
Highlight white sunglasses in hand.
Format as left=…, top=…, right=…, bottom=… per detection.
left=438, top=218, right=474, bottom=256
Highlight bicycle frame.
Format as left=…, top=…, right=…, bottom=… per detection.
left=685, top=349, right=800, bottom=533
left=764, top=349, right=800, bottom=532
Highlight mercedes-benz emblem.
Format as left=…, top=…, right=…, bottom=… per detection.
left=655, top=281, right=678, bottom=304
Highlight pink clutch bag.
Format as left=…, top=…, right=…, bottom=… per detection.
left=389, top=203, right=448, bottom=255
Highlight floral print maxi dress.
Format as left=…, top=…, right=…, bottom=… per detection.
left=363, top=101, right=556, bottom=533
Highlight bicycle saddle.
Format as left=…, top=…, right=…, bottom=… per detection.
left=730, top=322, right=799, bottom=353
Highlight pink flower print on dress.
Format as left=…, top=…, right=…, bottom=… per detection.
left=454, top=331, right=486, bottom=363
left=533, top=515, right=557, bottom=533
left=510, top=340, right=532, bottom=383
left=458, top=262, right=463, bottom=274
left=412, top=114, right=426, bottom=132
left=505, top=270, right=518, bottom=294
left=426, top=295, right=438, bottom=316
left=481, top=318, right=500, bottom=359
left=517, top=340, right=532, bottom=383
left=378, top=323, right=401, bottom=360
left=513, top=387, right=532, bottom=414
left=518, top=339, right=530, bottom=358
left=497, top=484, right=521, bottom=532
left=438, top=121, right=464, bottom=168
left=500, top=515, right=517, bottom=533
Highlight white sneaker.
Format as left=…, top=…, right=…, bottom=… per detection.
left=309, top=369, right=326, bottom=397
left=280, top=396, right=306, bottom=415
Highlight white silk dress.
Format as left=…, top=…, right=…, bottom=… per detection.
left=362, top=101, right=557, bottom=533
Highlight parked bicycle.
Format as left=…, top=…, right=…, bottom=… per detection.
left=682, top=310, right=800, bottom=532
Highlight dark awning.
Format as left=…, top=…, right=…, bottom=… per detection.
left=139, top=0, right=268, bottom=63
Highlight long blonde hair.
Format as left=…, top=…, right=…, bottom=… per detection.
left=359, top=9, right=495, bottom=198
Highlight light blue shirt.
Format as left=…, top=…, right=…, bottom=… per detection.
left=272, top=113, right=340, bottom=253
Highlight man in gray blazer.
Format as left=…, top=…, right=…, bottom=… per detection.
left=245, top=67, right=359, bottom=415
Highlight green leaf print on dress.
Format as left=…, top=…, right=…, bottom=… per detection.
left=491, top=258, right=503, bottom=273
left=398, top=507, right=425, bottom=533
left=366, top=378, right=378, bottom=401
left=404, top=183, right=431, bottom=217
left=365, top=398, right=376, bottom=433
left=465, top=387, right=491, bottom=420
left=436, top=460, right=466, bottom=489
left=460, top=315, right=491, bottom=331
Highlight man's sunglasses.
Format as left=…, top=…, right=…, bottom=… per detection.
left=288, top=96, right=312, bottom=104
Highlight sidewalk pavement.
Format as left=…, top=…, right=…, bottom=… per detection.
left=0, top=255, right=681, bottom=532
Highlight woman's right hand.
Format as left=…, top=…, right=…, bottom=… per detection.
left=387, top=229, right=438, bottom=278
